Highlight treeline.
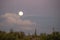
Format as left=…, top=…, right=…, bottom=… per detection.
left=0, top=30, right=60, bottom=40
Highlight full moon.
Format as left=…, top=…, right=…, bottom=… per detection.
left=19, top=11, right=23, bottom=16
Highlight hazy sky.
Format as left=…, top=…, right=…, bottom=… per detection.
left=0, top=0, right=60, bottom=34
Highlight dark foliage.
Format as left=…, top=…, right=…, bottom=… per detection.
left=0, top=30, right=60, bottom=40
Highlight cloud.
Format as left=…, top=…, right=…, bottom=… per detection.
left=0, top=13, right=35, bottom=31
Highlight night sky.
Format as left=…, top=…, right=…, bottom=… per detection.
left=0, top=0, right=60, bottom=34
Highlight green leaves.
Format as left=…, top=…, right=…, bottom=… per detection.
left=0, top=30, right=60, bottom=40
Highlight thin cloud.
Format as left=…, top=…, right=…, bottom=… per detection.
left=0, top=13, right=36, bottom=31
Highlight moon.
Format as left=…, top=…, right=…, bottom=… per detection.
left=19, top=11, right=23, bottom=16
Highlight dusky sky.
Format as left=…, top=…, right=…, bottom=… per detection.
left=0, top=0, right=60, bottom=34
